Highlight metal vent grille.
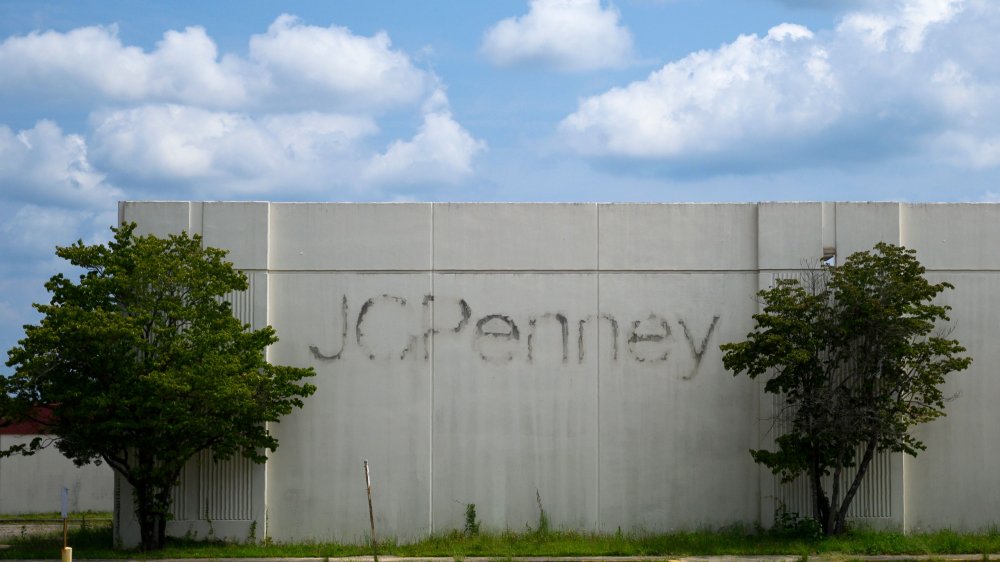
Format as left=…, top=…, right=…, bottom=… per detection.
left=168, top=279, right=256, bottom=522
left=199, top=451, right=254, bottom=520
left=169, top=450, right=254, bottom=521
left=771, top=398, right=893, bottom=519
left=225, top=276, right=254, bottom=326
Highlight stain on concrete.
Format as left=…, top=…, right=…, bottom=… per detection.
left=679, top=315, right=720, bottom=380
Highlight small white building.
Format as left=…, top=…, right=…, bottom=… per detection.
left=0, top=419, right=114, bottom=514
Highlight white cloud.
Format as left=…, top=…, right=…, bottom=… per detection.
left=482, top=0, right=634, bottom=71
left=89, top=104, right=379, bottom=196
left=0, top=15, right=432, bottom=112
left=0, top=24, right=250, bottom=107
left=88, top=100, right=485, bottom=194
left=0, top=14, right=484, bottom=196
left=771, top=0, right=881, bottom=10
left=559, top=0, right=1000, bottom=174
left=248, top=14, right=432, bottom=110
left=837, top=0, right=962, bottom=53
left=560, top=23, right=837, bottom=159
left=364, top=92, right=487, bottom=186
left=0, top=120, right=121, bottom=208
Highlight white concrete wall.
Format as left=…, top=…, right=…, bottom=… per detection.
left=0, top=435, right=113, bottom=514
left=899, top=204, right=1000, bottom=532
left=115, top=201, right=1000, bottom=544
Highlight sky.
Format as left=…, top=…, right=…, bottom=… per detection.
left=1, top=0, right=999, bottom=368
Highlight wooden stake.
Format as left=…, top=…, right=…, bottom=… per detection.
left=364, top=460, right=378, bottom=562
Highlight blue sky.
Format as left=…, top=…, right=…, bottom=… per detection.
left=1, top=0, right=998, bottom=366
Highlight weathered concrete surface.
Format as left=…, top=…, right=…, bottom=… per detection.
left=113, top=202, right=1000, bottom=546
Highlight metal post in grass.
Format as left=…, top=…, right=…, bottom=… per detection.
left=60, top=486, right=72, bottom=562
left=364, top=460, right=378, bottom=562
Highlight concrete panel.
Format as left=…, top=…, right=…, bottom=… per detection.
left=598, top=273, right=760, bottom=530
left=757, top=203, right=822, bottom=270
left=202, top=202, right=269, bottom=270
left=119, top=201, right=190, bottom=237
left=431, top=273, right=599, bottom=533
left=902, top=272, right=1000, bottom=531
left=0, top=435, right=113, bottom=513
left=598, top=204, right=757, bottom=271
left=269, top=203, right=432, bottom=271
left=266, top=272, right=432, bottom=542
left=901, top=204, right=1000, bottom=270
left=433, top=203, right=597, bottom=271
left=835, top=202, right=900, bottom=260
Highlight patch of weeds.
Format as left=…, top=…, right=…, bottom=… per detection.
left=535, top=490, right=550, bottom=537
left=771, top=503, right=822, bottom=541
left=247, top=519, right=257, bottom=543
left=203, top=500, right=215, bottom=541
left=465, top=503, right=480, bottom=536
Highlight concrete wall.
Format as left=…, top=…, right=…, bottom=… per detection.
left=114, top=201, right=1000, bottom=545
left=0, top=435, right=113, bottom=514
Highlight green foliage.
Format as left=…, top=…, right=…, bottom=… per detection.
left=720, top=243, right=971, bottom=536
left=247, top=520, right=257, bottom=544
left=535, top=490, right=550, bottom=536
left=463, top=503, right=480, bottom=536
left=771, top=504, right=822, bottom=541
left=7, top=524, right=1000, bottom=559
left=1, top=223, right=316, bottom=551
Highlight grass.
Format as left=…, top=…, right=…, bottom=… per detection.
left=3, top=524, right=1000, bottom=559
left=0, top=511, right=111, bottom=522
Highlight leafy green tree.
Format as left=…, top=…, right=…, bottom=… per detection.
left=2, top=223, right=316, bottom=550
left=720, top=243, right=971, bottom=536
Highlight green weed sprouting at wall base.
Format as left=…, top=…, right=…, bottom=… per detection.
left=535, top=490, right=550, bottom=536
left=464, top=503, right=480, bottom=536
left=772, top=503, right=822, bottom=541
left=247, top=519, right=257, bottom=543
left=203, top=500, right=215, bottom=540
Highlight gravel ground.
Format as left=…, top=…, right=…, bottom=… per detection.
left=0, top=520, right=110, bottom=542
left=0, top=523, right=63, bottom=540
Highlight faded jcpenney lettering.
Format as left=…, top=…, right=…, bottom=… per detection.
left=309, top=294, right=721, bottom=379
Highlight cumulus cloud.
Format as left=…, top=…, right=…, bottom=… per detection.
left=364, top=112, right=487, bottom=186
left=87, top=100, right=485, bottom=195
left=559, top=0, right=1000, bottom=174
left=771, top=0, right=880, bottom=10
left=0, top=14, right=432, bottom=112
left=482, top=0, right=634, bottom=71
left=88, top=104, right=379, bottom=196
left=0, top=25, right=250, bottom=107
left=561, top=23, right=838, bottom=160
left=249, top=14, right=432, bottom=110
left=0, top=14, right=488, bottom=196
left=364, top=90, right=487, bottom=186
left=0, top=120, right=121, bottom=208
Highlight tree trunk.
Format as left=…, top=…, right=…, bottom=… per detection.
left=833, top=437, right=878, bottom=535
left=134, top=481, right=173, bottom=550
left=825, top=449, right=847, bottom=536
left=809, top=459, right=831, bottom=535
left=135, top=483, right=165, bottom=550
